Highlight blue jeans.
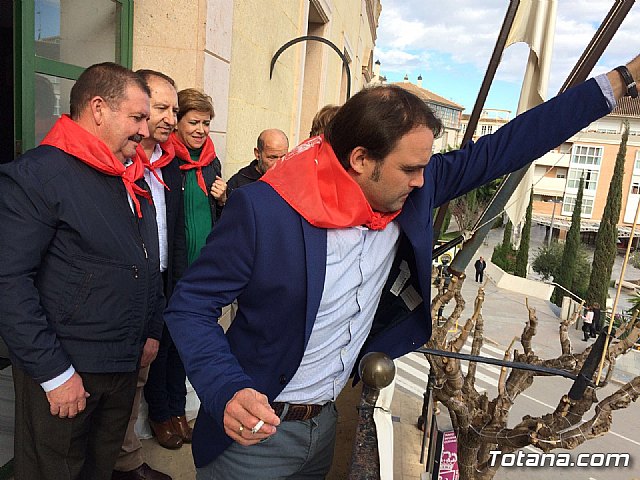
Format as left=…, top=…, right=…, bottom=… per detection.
left=196, top=402, right=338, bottom=480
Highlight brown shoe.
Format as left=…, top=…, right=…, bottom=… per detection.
left=170, top=415, right=193, bottom=443
left=112, top=463, right=172, bottom=480
left=149, top=418, right=183, bottom=449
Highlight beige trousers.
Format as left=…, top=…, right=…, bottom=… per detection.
left=114, top=365, right=150, bottom=472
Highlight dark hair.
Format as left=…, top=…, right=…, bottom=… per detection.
left=324, top=85, right=443, bottom=170
left=135, top=69, right=177, bottom=89
left=70, top=62, right=150, bottom=119
left=256, top=129, right=288, bottom=151
left=310, top=104, right=340, bottom=137
left=177, top=88, right=214, bottom=121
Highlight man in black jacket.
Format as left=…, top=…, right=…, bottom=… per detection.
left=111, top=69, right=187, bottom=480
left=474, top=256, right=487, bottom=283
left=226, top=129, right=288, bottom=198
left=0, top=63, right=165, bottom=480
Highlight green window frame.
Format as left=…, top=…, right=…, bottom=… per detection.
left=14, top=0, right=134, bottom=154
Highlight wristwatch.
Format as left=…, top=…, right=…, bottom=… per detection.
left=614, top=65, right=638, bottom=99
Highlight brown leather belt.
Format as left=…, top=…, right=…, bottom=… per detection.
left=272, top=402, right=324, bottom=421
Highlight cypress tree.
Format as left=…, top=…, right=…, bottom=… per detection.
left=586, top=122, right=629, bottom=308
left=503, top=220, right=513, bottom=248
left=514, top=190, right=533, bottom=277
left=442, top=207, right=452, bottom=235
left=553, top=176, right=585, bottom=306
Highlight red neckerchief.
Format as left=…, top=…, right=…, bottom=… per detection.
left=169, top=132, right=216, bottom=195
left=41, top=115, right=151, bottom=218
left=260, top=135, right=400, bottom=230
left=135, top=141, right=175, bottom=190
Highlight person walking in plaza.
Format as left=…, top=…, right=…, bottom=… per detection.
left=474, top=256, right=487, bottom=283
left=112, top=69, right=185, bottom=480
left=582, top=306, right=594, bottom=341
left=0, top=62, right=165, bottom=480
left=165, top=57, right=640, bottom=479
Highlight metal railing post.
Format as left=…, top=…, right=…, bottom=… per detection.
left=348, top=352, right=396, bottom=479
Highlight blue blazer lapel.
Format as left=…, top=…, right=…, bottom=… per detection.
left=301, top=220, right=327, bottom=345
left=397, top=198, right=432, bottom=300
left=397, top=198, right=422, bottom=241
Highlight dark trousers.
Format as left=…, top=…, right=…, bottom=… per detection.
left=144, top=324, right=187, bottom=422
left=475, top=270, right=484, bottom=282
left=591, top=315, right=601, bottom=337
left=583, top=323, right=592, bottom=341
left=13, top=366, right=138, bottom=480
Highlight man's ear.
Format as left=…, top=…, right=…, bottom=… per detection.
left=89, top=96, right=105, bottom=125
left=254, top=147, right=260, bottom=160
left=348, top=146, right=368, bottom=174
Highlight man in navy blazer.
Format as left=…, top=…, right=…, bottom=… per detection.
left=165, top=57, right=640, bottom=479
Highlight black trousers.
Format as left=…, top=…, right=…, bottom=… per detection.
left=475, top=270, right=484, bottom=282
left=144, top=323, right=188, bottom=422
left=13, top=366, right=137, bottom=480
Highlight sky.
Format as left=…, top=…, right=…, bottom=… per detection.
left=373, top=0, right=640, bottom=116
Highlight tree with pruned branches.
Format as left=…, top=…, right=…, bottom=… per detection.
left=425, top=271, right=640, bottom=480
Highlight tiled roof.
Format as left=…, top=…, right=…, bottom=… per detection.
left=391, top=82, right=465, bottom=110
left=610, top=96, right=640, bottom=117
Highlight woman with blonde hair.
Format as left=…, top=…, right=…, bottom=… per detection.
left=309, top=104, right=340, bottom=137
left=171, top=88, right=227, bottom=262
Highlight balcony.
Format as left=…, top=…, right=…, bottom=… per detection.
left=533, top=176, right=566, bottom=196
left=533, top=151, right=570, bottom=168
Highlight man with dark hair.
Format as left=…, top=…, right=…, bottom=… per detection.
left=474, top=256, right=487, bottom=283
left=226, top=129, right=288, bottom=197
left=111, top=69, right=185, bottom=480
left=165, top=57, right=640, bottom=478
left=0, top=62, right=164, bottom=480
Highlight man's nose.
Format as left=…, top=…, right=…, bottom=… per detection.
left=409, top=171, right=424, bottom=188
left=139, top=121, right=150, bottom=138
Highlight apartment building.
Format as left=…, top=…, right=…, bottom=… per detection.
left=531, top=96, right=640, bottom=244
left=390, top=75, right=464, bottom=152
left=455, top=108, right=511, bottom=145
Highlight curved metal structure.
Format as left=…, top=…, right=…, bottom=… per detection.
left=270, top=35, right=352, bottom=99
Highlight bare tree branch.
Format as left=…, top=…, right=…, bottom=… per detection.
left=422, top=274, right=640, bottom=479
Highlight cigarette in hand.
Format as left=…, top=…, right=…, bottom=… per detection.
left=251, top=419, right=264, bottom=434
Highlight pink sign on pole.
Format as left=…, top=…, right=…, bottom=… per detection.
left=437, top=430, right=459, bottom=480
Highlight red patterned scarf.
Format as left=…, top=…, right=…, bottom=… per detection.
left=135, top=141, right=175, bottom=190
left=169, top=132, right=217, bottom=195
left=41, top=115, right=151, bottom=218
left=260, top=135, right=400, bottom=230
